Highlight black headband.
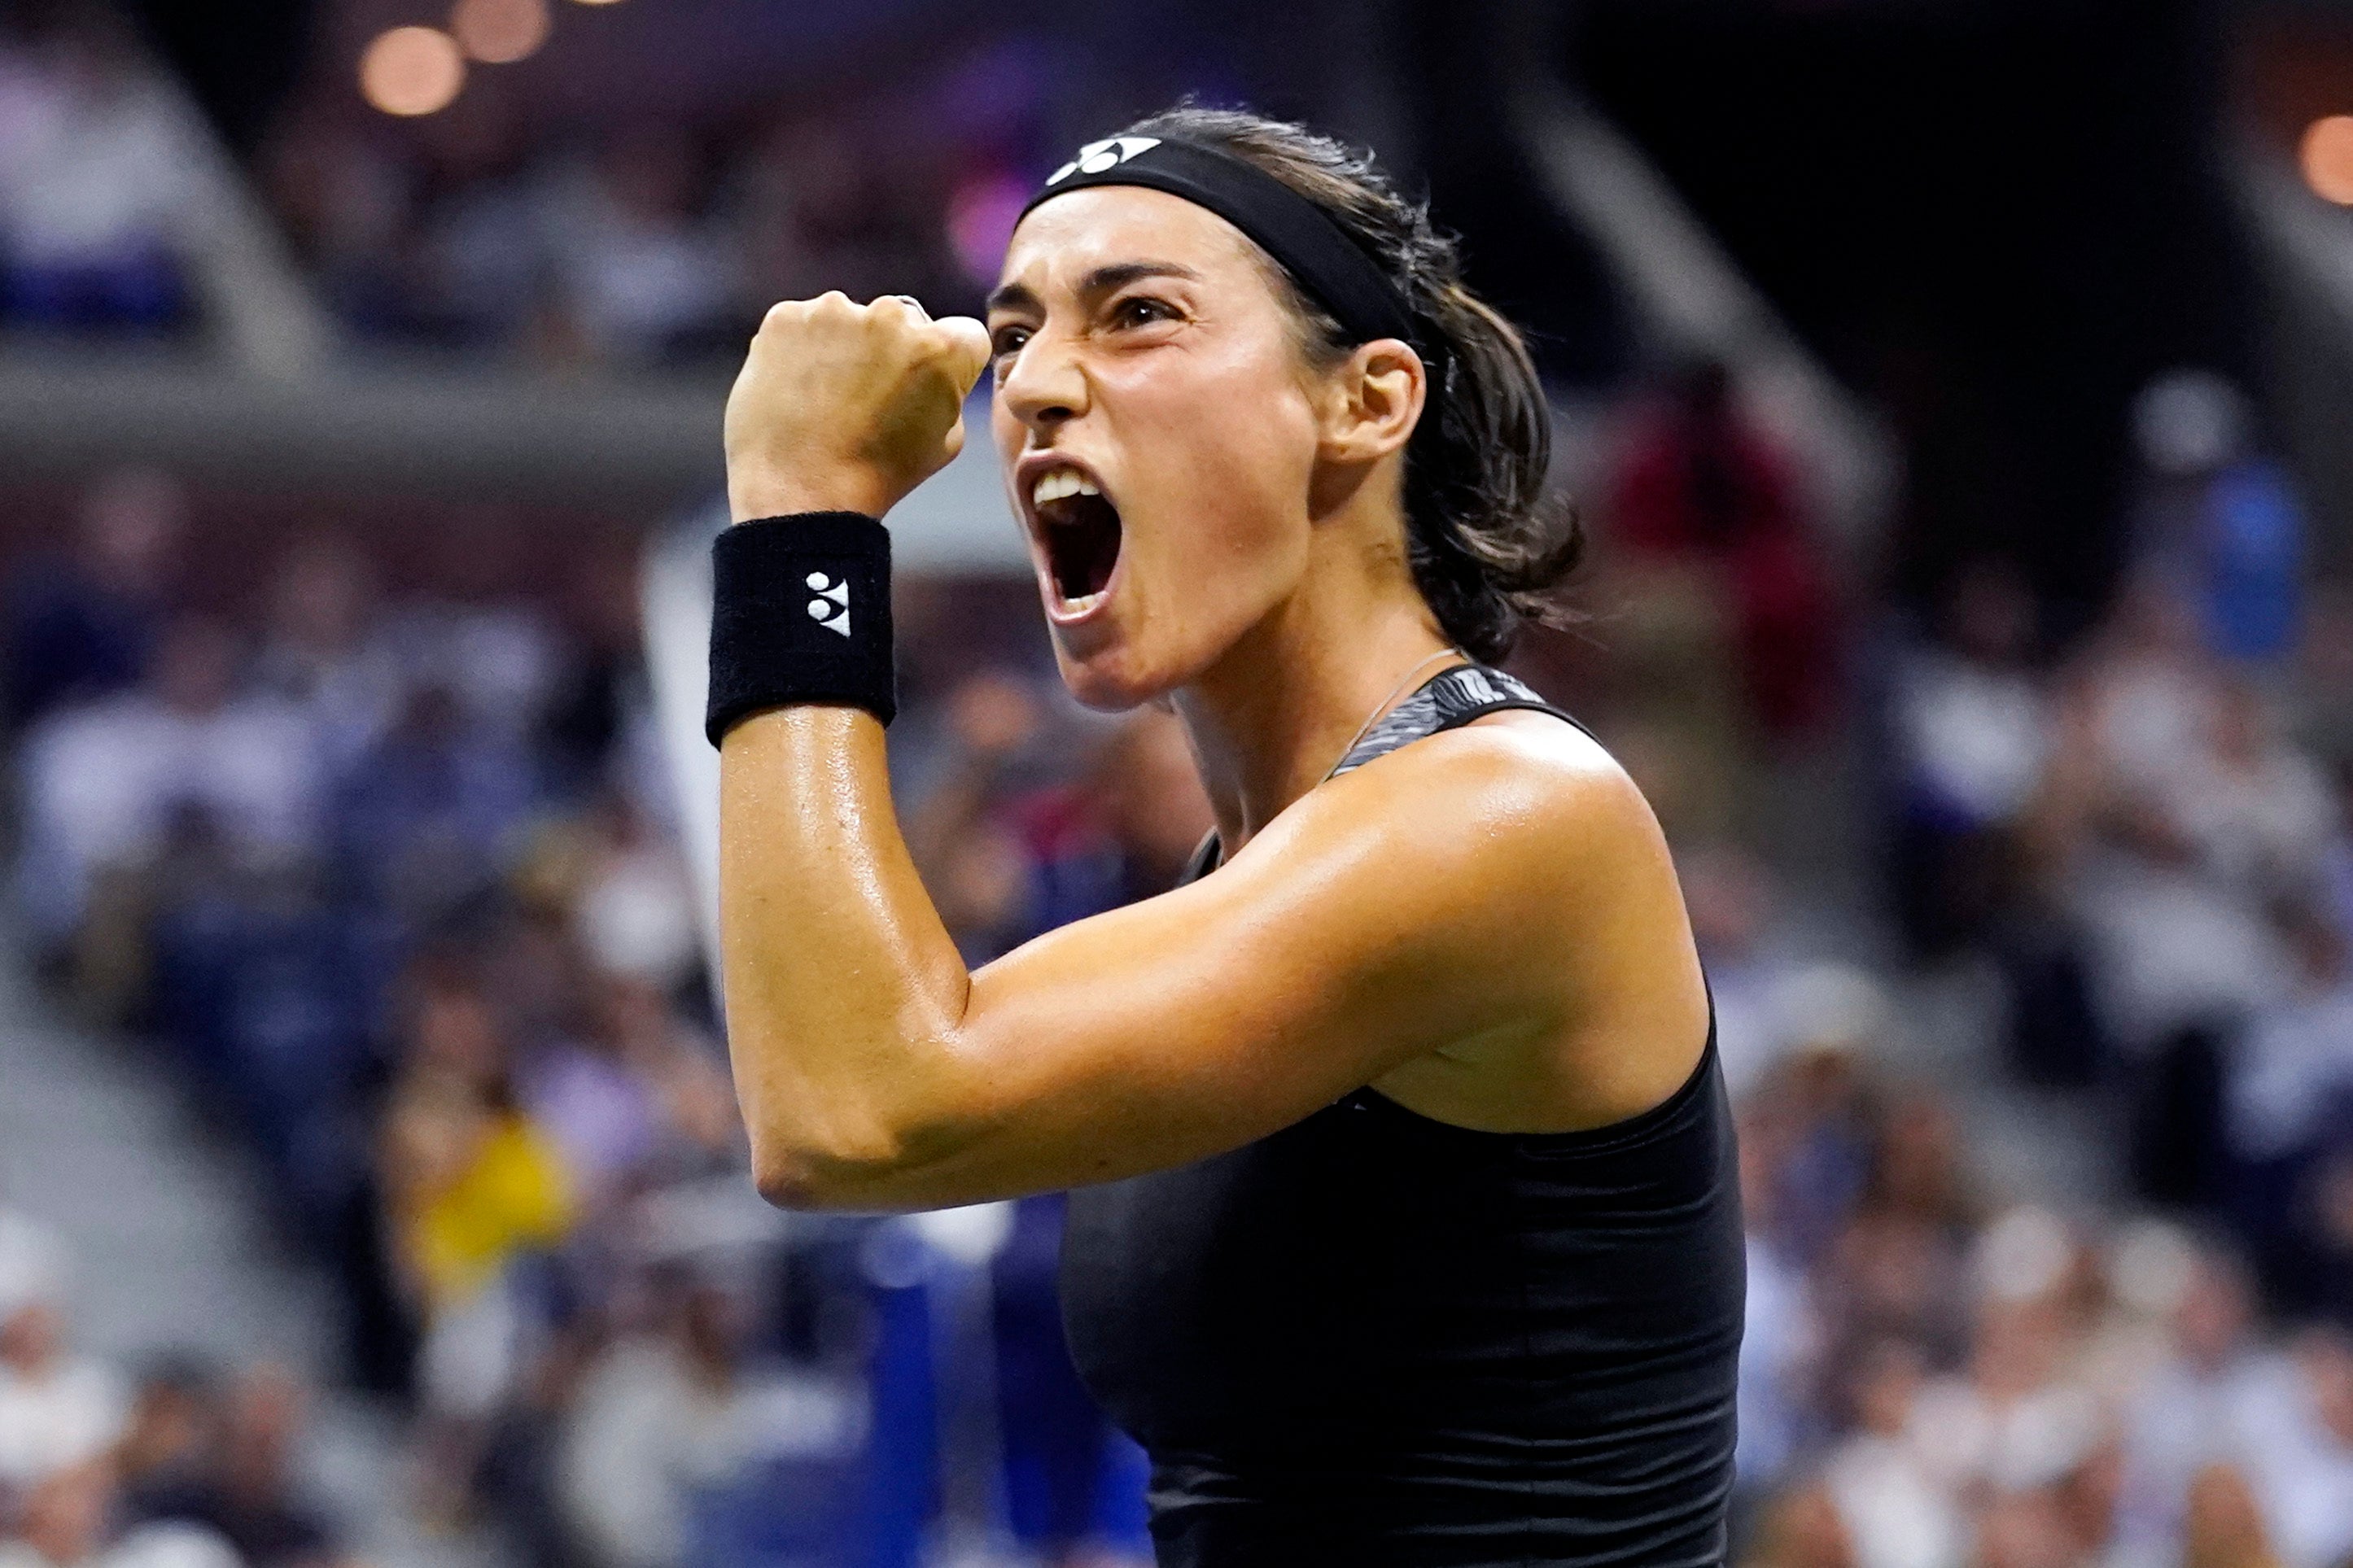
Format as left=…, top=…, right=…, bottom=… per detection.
left=1018, top=135, right=1427, bottom=359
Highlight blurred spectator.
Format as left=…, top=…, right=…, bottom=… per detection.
left=1742, top=968, right=1888, bottom=1266
left=1736, top=1124, right=1823, bottom=1512
left=1741, top=1483, right=1857, bottom=1568
left=0, top=1459, right=238, bottom=1568
left=117, top=1365, right=346, bottom=1568
left=2171, top=682, right=2338, bottom=919
left=112, top=1361, right=216, bottom=1527
left=564, top=794, right=701, bottom=998
left=2233, top=1330, right=2353, bottom=1568
left=378, top=973, right=576, bottom=1318
left=1017, top=705, right=1214, bottom=932
left=1888, top=560, right=2048, bottom=956
left=248, top=538, right=397, bottom=775
left=182, top=1369, right=344, bottom=1568
left=543, top=133, right=736, bottom=365
left=327, top=683, right=532, bottom=931
left=2112, top=1246, right=2268, bottom=1568
left=1607, top=358, right=1839, bottom=738
left=1818, top=1338, right=1963, bottom=1568
left=2129, top=369, right=2306, bottom=665
left=1681, top=844, right=1808, bottom=1101
left=2224, top=901, right=2353, bottom=1307
left=376, top=969, right=575, bottom=1518
left=513, top=975, right=708, bottom=1217
left=16, top=615, right=318, bottom=962
left=1820, top=1094, right=1977, bottom=1369
left=422, top=124, right=547, bottom=350
left=540, top=547, right=654, bottom=805
left=3, top=471, right=182, bottom=738
left=0, top=8, right=195, bottom=334
left=255, top=114, right=407, bottom=340
left=2022, top=580, right=2343, bottom=1202
left=2291, top=584, right=2353, bottom=784
left=0, top=1282, right=125, bottom=1495
left=901, top=669, right=1052, bottom=961
left=1908, top=1291, right=2102, bottom=1500
left=557, top=1274, right=864, bottom=1568
left=0, top=1208, right=66, bottom=1333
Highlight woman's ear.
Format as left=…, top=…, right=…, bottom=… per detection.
left=1318, top=339, right=1426, bottom=464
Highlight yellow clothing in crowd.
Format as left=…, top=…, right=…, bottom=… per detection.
left=408, top=1112, right=577, bottom=1309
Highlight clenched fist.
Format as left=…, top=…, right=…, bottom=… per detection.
left=724, top=292, right=993, bottom=523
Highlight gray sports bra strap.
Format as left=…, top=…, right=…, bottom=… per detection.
left=1180, top=664, right=1589, bottom=884
left=1328, top=663, right=1590, bottom=778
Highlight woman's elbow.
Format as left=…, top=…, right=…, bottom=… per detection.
left=754, top=1164, right=846, bottom=1211
left=737, top=1035, right=980, bottom=1209
left=749, top=1141, right=827, bottom=1209
left=747, top=1106, right=951, bottom=1210
left=749, top=1131, right=888, bottom=1211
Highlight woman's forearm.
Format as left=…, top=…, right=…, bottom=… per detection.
left=718, top=704, right=977, bottom=1205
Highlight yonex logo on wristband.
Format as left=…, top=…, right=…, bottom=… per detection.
left=1045, top=136, right=1161, bottom=186
left=805, top=571, right=851, bottom=636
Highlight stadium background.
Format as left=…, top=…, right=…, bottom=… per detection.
left=2, top=1, right=2352, bottom=1566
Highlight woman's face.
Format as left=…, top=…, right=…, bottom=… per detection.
left=988, top=187, right=1330, bottom=709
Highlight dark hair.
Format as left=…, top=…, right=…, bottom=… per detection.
left=1114, top=105, right=1581, bottom=662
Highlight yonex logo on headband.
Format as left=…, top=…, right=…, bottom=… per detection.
left=1022, top=133, right=1424, bottom=355
left=1046, top=137, right=1162, bottom=187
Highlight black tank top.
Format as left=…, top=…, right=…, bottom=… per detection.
left=1059, top=665, right=1744, bottom=1566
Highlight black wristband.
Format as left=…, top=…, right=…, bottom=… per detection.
left=706, top=512, right=895, bottom=745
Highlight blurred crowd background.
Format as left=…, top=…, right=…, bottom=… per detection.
left=2, top=2, right=2353, bottom=1568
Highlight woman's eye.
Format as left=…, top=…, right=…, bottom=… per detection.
left=990, top=325, right=1030, bottom=358
left=1111, top=296, right=1176, bottom=329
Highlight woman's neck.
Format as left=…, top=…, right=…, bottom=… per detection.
left=1174, top=570, right=1458, bottom=854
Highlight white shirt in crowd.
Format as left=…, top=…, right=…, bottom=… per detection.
left=15, top=692, right=320, bottom=939
left=1823, top=1430, right=1967, bottom=1568
left=2232, top=1351, right=2353, bottom=1568
left=1896, top=652, right=2051, bottom=828
left=0, top=1352, right=126, bottom=1490
left=558, top=1337, right=864, bottom=1568
left=0, top=1522, right=242, bottom=1568
left=2227, top=979, right=2353, bottom=1160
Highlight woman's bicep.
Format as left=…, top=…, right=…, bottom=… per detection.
left=957, top=883, right=1396, bottom=1172
left=843, top=788, right=1546, bottom=1208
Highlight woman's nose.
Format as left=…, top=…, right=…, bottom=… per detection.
left=998, top=334, right=1088, bottom=431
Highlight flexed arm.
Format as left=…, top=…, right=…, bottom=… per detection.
left=714, top=294, right=1691, bottom=1213
left=714, top=290, right=996, bottom=1199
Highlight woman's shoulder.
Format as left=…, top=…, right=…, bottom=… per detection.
left=1334, top=704, right=1655, bottom=855
left=1240, top=704, right=1672, bottom=949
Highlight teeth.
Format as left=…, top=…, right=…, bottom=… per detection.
left=1030, top=469, right=1100, bottom=509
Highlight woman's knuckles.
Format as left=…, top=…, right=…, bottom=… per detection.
left=727, top=297, right=982, bottom=513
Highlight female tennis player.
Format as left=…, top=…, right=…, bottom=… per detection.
left=708, top=107, right=1743, bottom=1566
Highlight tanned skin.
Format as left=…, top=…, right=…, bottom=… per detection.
left=718, top=186, right=1710, bottom=1212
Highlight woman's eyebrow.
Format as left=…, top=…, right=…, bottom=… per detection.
left=1074, top=261, right=1201, bottom=301
left=985, top=261, right=1202, bottom=317
left=985, top=280, right=1042, bottom=317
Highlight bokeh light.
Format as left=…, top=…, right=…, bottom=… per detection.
left=451, top=0, right=552, bottom=63
left=568, top=0, right=626, bottom=7
left=946, top=168, right=1030, bottom=287
left=357, top=26, right=466, bottom=116
left=2301, top=115, right=2353, bottom=206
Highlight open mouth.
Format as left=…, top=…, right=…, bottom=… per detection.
left=1031, top=470, right=1124, bottom=609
